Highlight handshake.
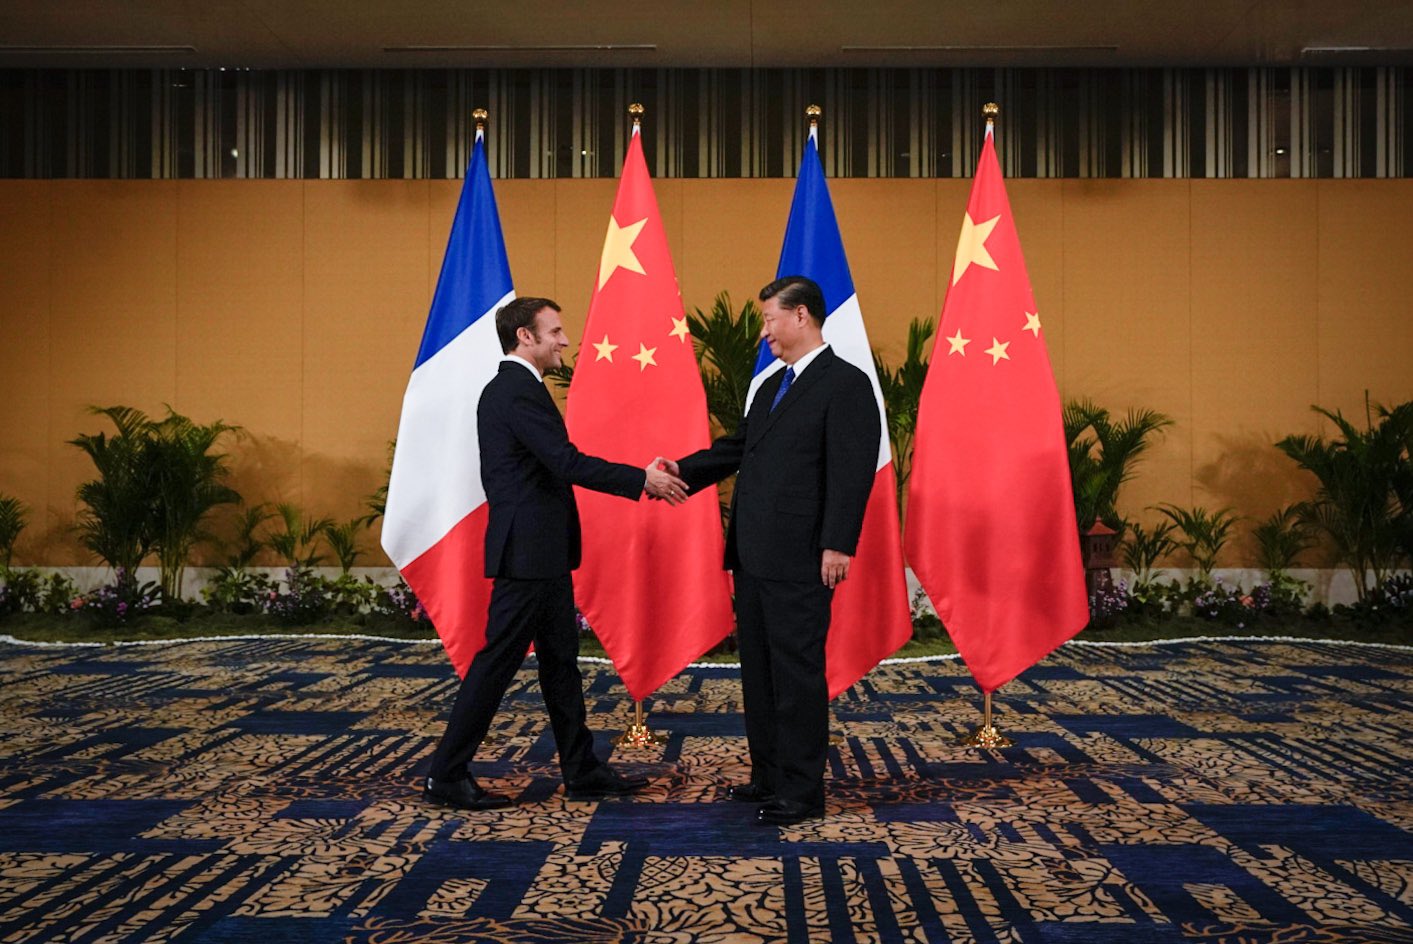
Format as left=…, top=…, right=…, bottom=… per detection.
left=643, top=457, right=689, bottom=505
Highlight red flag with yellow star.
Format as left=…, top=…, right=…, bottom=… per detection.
left=566, top=126, right=734, bottom=700
left=904, top=124, right=1088, bottom=693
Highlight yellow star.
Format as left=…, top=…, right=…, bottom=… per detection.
left=1023, top=311, right=1042, bottom=337
left=984, top=337, right=1010, bottom=365
left=669, top=316, right=691, bottom=343
left=951, top=212, right=1002, bottom=286
left=592, top=335, right=618, bottom=362
left=631, top=342, right=658, bottom=371
left=597, top=215, right=649, bottom=290
left=945, top=330, right=971, bottom=356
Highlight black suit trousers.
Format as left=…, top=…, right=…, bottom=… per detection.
left=429, top=575, right=599, bottom=783
left=733, top=568, right=834, bottom=808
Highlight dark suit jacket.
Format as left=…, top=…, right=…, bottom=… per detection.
left=677, top=346, right=880, bottom=583
left=478, top=361, right=645, bottom=579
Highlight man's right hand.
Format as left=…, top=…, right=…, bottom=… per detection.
left=644, top=457, right=689, bottom=505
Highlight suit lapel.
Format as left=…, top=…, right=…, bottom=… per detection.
left=747, top=347, right=835, bottom=447
left=744, top=370, right=783, bottom=449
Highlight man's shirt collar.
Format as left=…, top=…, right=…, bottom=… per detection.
left=502, top=354, right=543, bottom=382
left=787, top=341, right=829, bottom=377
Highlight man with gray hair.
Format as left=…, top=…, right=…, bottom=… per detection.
left=673, top=276, right=879, bottom=825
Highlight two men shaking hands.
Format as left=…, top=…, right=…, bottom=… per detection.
left=424, top=275, right=878, bottom=827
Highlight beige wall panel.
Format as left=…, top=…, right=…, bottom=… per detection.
left=1316, top=181, right=1413, bottom=418
left=493, top=180, right=560, bottom=300
left=0, top=182, right=52, bottom=561
left=1004, top=180, right=1068, bottom=393
left=1061, top=180, right=1193, bottom=521
left=7, top=177, right=1413, bottom=570
left=175, top=181, right=305, bottom=540
left=655, top=177, right=686, bottom=303
left=679, top=179, right=794, bottom=318
left=829, top=179, right=937, bottom=360
left=426, top=180, right=460, bottom=292
left=48, top=182, right=180, bottom=563
left=1189, top=182, right=1321, bottom=547
left=301, top=181, right=430, bottom=535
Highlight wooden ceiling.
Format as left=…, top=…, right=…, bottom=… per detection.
left=1, top=0, right=1409, bottom=70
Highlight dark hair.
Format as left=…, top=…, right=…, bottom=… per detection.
left=496, top=296, right=560, bottom=353
left=759, top=276, right=826, bottom=326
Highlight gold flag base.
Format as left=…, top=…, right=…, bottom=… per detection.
left=614, top=701, right=667, bottom=748
left=614, top=722, right=668, bottom=748
left=957, top=691, right=1012, bottom=748
left=957, top=724, right=1014, bottom=749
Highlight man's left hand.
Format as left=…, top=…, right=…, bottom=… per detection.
left=821, top=549, right=851, bottom=588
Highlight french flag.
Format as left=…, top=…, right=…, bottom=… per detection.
left=754, top=125, right=914, bottom=697
left=382, top=128, right=513, bottom=676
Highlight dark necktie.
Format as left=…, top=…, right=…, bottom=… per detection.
left=769, top=366, right=796, bottom=412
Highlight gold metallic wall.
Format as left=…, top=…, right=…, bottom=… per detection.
left=2, top=178, right=1411, bottom=566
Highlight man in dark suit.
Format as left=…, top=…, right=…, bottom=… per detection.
left=674, top=275, right=880, bottom=825
left=424, top=296, right=689, bottom=810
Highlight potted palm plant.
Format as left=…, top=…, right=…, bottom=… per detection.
left=1276, top=398, right=1413, bottom=602
left=1063, top=399, right=1173, bottom=565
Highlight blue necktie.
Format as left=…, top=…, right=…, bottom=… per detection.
left=769, top=366, right=795, bottom=412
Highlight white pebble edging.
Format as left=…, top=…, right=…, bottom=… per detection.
left=3, top=632, right=1409, bottom=665
left=1063, top=634, right=1413, bottom=651
left=0, top=632, right=442, bottom=649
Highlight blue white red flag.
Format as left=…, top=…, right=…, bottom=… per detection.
left=758, top=127, right=913, bottom=697
left=382, top=128, right=514, bottom=676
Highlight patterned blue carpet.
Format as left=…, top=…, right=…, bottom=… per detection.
left=1, top=636, right=1411, bottom=943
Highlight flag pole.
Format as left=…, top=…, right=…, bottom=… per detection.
left=956, top=101, right=1015, bottom=752
left=457, top=105, right=510, bottom=749
left=610, top=99, right=669, bottom=751
left=615, top=697, right=666, bottom=748
left=958, top=691, right=1013, bottom=748
left=808, top=100, right=847, bottom=749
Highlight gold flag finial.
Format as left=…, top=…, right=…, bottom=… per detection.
left=983, top=102, right=999, bottom=127
left=629, top=102, right=644, bottom=127
left=472, top=108, right=488, bottom=134
left=806, top=103, right=821, bottom=129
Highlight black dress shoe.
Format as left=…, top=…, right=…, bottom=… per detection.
left=757, top=799, right=824, bottom=826
left=565, top=765, right=649, bottom=800
left=423, top=776, right=512, bottom=810
left=726, top=782, right=775, bottom=804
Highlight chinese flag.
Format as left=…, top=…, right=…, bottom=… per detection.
left=566, top=126, right=734, bottom=701
left=904, top=124, right=1088, bottom=693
